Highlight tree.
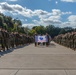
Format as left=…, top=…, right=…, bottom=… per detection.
left=34, top=25, right=46, bottom=34
left=13, top=19, right=22, bottom=26
left=59, top=28, right=66, bottom=34
left=3, top=23, right=8, bottom=30
left=24, top=27, right=30, bottom=34
left=29, top=29, right=36, bottom=36
left=59, top=27, right=73, bottom=34
left=0, top=15, right=4, bottom=27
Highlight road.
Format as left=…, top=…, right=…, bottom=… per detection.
left=0, top=41, right=76, bottom=75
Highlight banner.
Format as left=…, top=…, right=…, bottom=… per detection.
left=35, top=35, right=48, bottom=43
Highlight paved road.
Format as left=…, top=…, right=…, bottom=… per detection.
left=0, top=41, right=76, bottom=75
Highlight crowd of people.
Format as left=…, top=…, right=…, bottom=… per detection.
left=54, top=31, right=76, bottom=50
left=0, top=27, right=34, bottom=52
left=0, top=25, right=76, bottom=52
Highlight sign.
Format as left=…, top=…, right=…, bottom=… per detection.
left=35, top=35, right=48, bottom=43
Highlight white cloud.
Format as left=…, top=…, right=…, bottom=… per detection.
left=34, top=9, right=49, bottom=16
left=61, top=0, right=76, bottom=2
left=63, top=11, right=72, bottom=15
left=68, top=15, right=76, bottom=22
left=51, top=9, right=61, bottom=16
left=22, top=23, right=39, bottom=28
left=51, top=9, right=72, bottom=16
left=61, top=21, right=76, bottom=28
left=61, top=15, right=76, bottom=28
left=67, top=15, right=76, bottom=28
left=0, top=2, right=74, bottom=28
left=0, top=2, right=72, bottom=18
left=0, top=2, right=33, bottom=17
left=0, top=2, right=51, bottom=18
left=37, top=9, right=71, bottom=26
left=32, top=9, right=72, bottom=27
left=0, top=6, right=4, bottom=13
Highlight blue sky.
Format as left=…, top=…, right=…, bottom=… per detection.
left=0, top=0, right=76, bottom=28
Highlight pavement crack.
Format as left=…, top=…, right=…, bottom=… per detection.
left=65, top=70, right=68, bottom=75
left=1, top=68, right=76, bottom=70
left=14, top=70, right=19, bottom=75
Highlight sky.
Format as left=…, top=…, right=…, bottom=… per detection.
left=0, top=0, right=76, bottom=28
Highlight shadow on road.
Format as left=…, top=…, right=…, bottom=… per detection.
left=0, top=44, right=30, bottom=57
left=49, top=43, right=56, bottom=47
left=36, top=42, right=56, bottom=48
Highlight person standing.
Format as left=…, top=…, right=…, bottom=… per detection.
left=34, top=33, right=38, bottom=46
left=10, top=32, right=15, bottom=48
left=0, top=26, right=4, bottom=51
left=46, top=33, right=49, bottom=46
left=4, top=29, right=9, bottom=50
